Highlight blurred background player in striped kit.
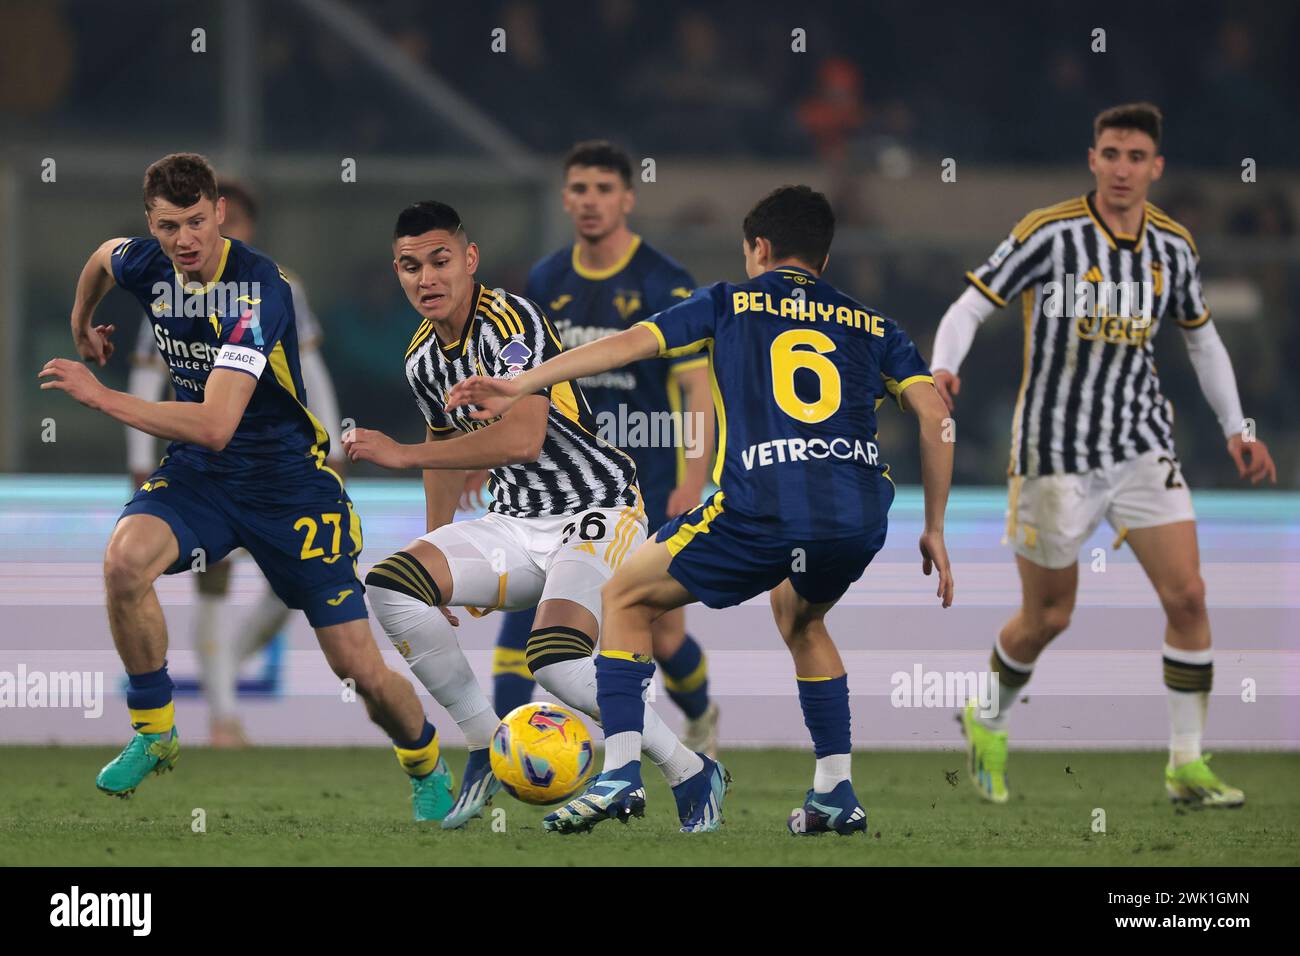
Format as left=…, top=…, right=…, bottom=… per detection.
left=466, top=141, right=720, bottom=754
left=125, top=180, right=345, bottom=748
left=930, top=103, right=1277, bottom=807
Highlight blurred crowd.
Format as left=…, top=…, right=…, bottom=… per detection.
left=5, top=0, right=1299, bottom=485
left=3, top=1, right=1298, bottom=166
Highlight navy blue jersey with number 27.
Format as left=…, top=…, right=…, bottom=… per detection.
left=638, top=266, right=932, bottom=540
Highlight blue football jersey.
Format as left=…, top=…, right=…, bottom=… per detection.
left=638, top=266, right=933, bottom=539
left=110, top=236, right=330, bottom=476
left=526, top=236, right=697, bottom=520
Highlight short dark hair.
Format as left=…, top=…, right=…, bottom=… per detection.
left=393, top=200, right=464, bottom=241
left=218, top=180, right=259, bottom=222
left=143, top=152, right=218, bottom=210
left=742, top=185, right=835, bottom=269
left=564, top=139, right=633, bottom=187
left=1094, top=102, right=1163, bottom=149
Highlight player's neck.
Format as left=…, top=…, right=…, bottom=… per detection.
left=575, top=226, right=636, bottom=273
left=1093, top=191, right=1147, bottom=237
left=766, top=257, right=820, bottom=276
left=430, top=285, right=477, bottom=346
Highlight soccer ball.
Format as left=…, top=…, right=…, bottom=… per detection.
left=490, top=703, right=596, bottom=805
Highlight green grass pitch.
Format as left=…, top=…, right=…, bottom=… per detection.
left=2, top=747, right=1296, bottom=866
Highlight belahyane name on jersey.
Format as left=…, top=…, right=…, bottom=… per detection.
left=731, top=290, right=889, bottom=337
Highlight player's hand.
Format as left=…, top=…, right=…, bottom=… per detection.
left=445, top=375, right=522, bottom=420
left=459, top=470, right=491, bottom=511
left=73, top=323, right=116, bottom=367
left=932, top=369, right=960, bottom=413
left=39, top=357, right=108, bottom=408
left=439, top=606, right=460, bottom=627
left=1227, top=434, right=1277, bottom=485
left=342, top=427, right=410, bottom=469
left=665, top=481, right=705, bottom=518
left=918, top=528, right=954, bottom=608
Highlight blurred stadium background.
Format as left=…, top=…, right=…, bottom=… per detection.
left=1, top=0, right=1296, bottom=749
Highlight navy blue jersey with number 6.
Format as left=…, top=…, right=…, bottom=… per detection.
left=637, top=266, right=932, bottom=540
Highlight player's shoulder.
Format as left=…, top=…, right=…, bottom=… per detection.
left=528, top=247, right=571, bottom=287
left=1143, top=201, right=1199, bottom=256
left=477, top=284, right=550, bottom=342
left=228, top=238, right=291, bottom=288
left=111, top=236, right=167, bottom=276
left=1009, top=194, right=1091, bottom=242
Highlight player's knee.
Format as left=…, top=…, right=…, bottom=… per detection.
left=364, top=551, right=443, bottom=632
left=1158, top=575, right=1207, bottom=626
left=1034, top=604, right=1073, bottom=643
left=103, top=540, right=159, bottom=600
left=770, top=586, right=815, bottom=642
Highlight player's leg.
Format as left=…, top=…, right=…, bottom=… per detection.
left=235, top=581, right=293, bottom=664
left=776, top=528, right=888, bottom=836
left=961, top=555, right=1078, bottom=804
left=492, top=608, right=537, bottom=718
left=541, top=537, right=726, bottom=833
left=98, top=469, right=238, bottom=797
left=1126, top=520, right=1241, bottom=806
left=189, top=558, right=247, bottom=747
left=545, top=496, right=746, bottom=834
left=651, top=607, right=718, bottom=757
left=963, top=472, right=1099, bottom=803
left=363, top=532, right=516, bottom=825
left=769, top=581, right=866, bottom=836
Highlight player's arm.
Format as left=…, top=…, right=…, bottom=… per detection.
left=69, top=237, right=128, bottom=366
left=903, top=381, right=955, bottom=608
left=344, top=395, right=552, bottom=471
left=1181, top=323, right=1276, bottom=484
left=930, top=286, right=997, bottom=412
left=40, top=361, right=257, bottom=451
left=666, top=362, right=716, bottom=516
left=446, top=324, right=661, bottom=420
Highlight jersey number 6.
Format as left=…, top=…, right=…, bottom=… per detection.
left=770, top=328, right=842, bottom=424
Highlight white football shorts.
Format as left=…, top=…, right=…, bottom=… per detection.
left=1006, top=449, right=1196, bottom=570
left=420, top=500, right=647, bottom=623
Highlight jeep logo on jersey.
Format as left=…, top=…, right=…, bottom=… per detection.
left=499, top=334, right=532, bottom=377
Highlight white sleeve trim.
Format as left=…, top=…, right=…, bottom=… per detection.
left=1181, top=320, right=1245, bottom=439
left=214, top=343, right=267, bottom=379
left=930, top=285, right=997, bottom=374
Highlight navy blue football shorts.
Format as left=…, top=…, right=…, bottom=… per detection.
left=654, top=491, right=887, bottom=609
left=118, top=460, right=367, bottom=628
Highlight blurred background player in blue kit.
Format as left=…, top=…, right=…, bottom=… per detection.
left=125, top=180, right=345, bottom=748
left=471, top=141, right=720, bottom=754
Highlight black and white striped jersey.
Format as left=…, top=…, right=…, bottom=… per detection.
left=966, top=192, right=1210, bottom=477
left=404, top=283, right=639, bottom=518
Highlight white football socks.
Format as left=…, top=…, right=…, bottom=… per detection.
left=1164, top=643, right=1212, bottom=768
left=982, top=633, right=1034, bottom=731
left=368, top=586, right=497, bottom=749
left=533, top=656, right=702, bottom=785
left=236, top=586, right=292, bottom=662
left=813, top=753, right=852, bottom=794
left=193, top=591, right=237, bottom=720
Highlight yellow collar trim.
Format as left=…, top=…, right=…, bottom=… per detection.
left=173, top=238, right=232, bottom=293
left=572, top=234, right=641, bottom=281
